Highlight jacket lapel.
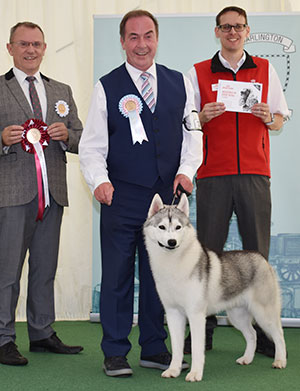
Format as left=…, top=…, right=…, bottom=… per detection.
left=43, top=75, right=56, bottom=125
left=5, top=69, right=33, bottom=119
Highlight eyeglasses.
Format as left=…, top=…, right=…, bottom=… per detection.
left=11, top=41, right=44, bottom=49
left=217, top=24, right=247, bottom=32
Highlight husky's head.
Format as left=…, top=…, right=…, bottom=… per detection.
left=144, top=193, right=192, bottom=251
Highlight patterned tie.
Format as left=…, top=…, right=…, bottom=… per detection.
left=140, top=72, right=155, bottom=113
left=26, top=76, right=43, bottom=120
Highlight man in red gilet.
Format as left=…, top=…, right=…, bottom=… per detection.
left=185, top=6, right=289, bottom=356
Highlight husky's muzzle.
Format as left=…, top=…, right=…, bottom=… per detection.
left=158, top=239, right=178, bottom=250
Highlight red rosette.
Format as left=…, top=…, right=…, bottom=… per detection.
left=21, top=118, right=49, bottom=153
left=20, top=118, right=50, bottom=221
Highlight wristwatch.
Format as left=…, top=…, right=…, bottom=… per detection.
left=265, top=113, right=275, bottom=126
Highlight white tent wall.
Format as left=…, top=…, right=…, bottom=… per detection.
left=0, top=0, right=298, bottom=321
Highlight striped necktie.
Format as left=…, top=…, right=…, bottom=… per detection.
left=140, top=72, right=155, bottom=113
left=26, top=76, right=43, bottom=120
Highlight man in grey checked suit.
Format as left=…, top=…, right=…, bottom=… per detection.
left=0, top=22, right=83, bottom=366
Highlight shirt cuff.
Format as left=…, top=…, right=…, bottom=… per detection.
left=2, top=146, right=10, bottom=154
left=176, top=166, right=196, bottom=183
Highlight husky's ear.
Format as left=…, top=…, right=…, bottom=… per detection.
left=176, top=193, right=189, bottom=217
left=148, top=193, right=164, bottom=218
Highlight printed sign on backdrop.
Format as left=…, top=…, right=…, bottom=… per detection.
left=92, top=14, right=300, bottom=325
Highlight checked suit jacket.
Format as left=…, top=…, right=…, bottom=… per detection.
left=0, top=68, right=83, bottom=208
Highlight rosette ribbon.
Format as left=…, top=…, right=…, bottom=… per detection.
left=21, top=119, right=50, bottom=221
left=119, top=94, right=149, bottom=145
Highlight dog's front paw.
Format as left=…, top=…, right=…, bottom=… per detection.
left=272, top=359, right=287, bottom=369
left=185, top=370, right=203, bottom=382
left=236, top=355, right=252, bottom=365
left=162, top=367, right=181, bottom=378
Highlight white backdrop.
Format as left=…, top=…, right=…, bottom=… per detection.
left=0, top=0, right=299, bottom=321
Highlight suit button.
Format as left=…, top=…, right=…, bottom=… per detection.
left=153, top=129, right=159, bottom=133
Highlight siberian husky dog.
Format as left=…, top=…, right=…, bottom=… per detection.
left=143, top=193, right=286, bottom=382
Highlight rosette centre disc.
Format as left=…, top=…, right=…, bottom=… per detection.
left=27, top=128, right=41, bottom=144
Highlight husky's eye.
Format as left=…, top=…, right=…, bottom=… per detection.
left=158, top=225, right=166, bottom=230
left=175, top=225, right=181, bottom=230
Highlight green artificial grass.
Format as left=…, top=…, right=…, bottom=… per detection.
left=0, top=321, right=299, bottom=391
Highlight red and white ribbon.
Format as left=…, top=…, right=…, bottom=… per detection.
left=21, top=119, right=50, bottom=221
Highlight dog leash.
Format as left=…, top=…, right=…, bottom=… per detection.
left=171, top=184, right=191, bottom=206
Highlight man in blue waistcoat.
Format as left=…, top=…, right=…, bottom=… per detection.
left=79, top=9, right=202, bottom=377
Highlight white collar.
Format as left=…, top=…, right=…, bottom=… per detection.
left=13, top=66, right=43, bottom=85
left=125, top=61, right=157, bottom=82
left=218, top=51, right=246, bottom=73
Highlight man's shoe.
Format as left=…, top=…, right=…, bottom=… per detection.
left=184, top=332, right=213, bottom=354
left=254, top=324, right=275, bottom=358
left=103, top=356, right=133, bottom=377
left=30, top=332, right=83, bottom=354
left=256, top=342, right=275, bottom=358
left=205, top=331, right=213, bottom=351
left=0, top=342, right=28, bottom=366
left=184, top=334, right=191, bottom=354
left=140, top=351, right=189, bottom=370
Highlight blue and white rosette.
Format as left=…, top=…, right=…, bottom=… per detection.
left=119, top=94, right=149, bottom=145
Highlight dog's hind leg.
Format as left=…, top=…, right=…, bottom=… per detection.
left=227, top=307, right=256, bottom=365
left=162, top=308, right=186, bottom=379
left=252, top=306, right=287, bottom=369
left=185, top=311, right=206, bottom=382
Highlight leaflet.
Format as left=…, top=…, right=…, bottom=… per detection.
left=217, top=79, right=262, bottom=113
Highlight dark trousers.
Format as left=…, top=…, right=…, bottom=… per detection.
left=100, top=178, right=173, bottom=358
left=0, top=196, right=63, bottom=346
left=196, top=174, right=271, bottom=330
left=196, top=174, right=271, bottom=260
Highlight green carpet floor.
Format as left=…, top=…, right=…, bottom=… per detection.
left=0, top=321, right=299, bottom=391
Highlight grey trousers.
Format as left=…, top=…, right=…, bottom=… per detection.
left=0, top=196, right=63, bottom=346
left=196, top=174, right=271, bottom=260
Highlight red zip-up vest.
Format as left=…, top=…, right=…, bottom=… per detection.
left=194, top=52, right=270, bottom=179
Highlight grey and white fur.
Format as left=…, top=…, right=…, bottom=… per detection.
left=143, top=193, right=286, bottom=382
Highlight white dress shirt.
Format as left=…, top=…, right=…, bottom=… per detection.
left=79, top=62, right=203, bottom=193
left=187, top=51, right=290, bottom=117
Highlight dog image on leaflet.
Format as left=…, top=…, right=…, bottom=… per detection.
left=143, top=193, right=287, bottom=382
